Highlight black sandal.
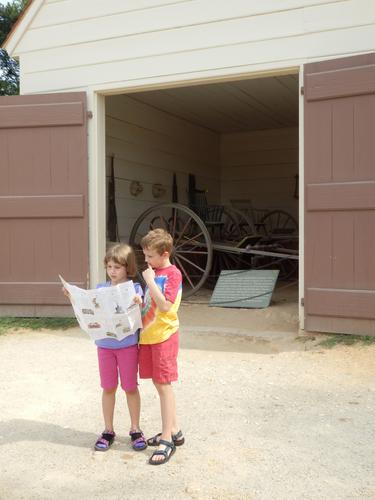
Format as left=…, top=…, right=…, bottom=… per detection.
left=147, top=430, right=185, bottom=447
left=148, top=439, right=176, bottom=465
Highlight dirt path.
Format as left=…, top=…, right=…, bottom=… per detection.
left=0, top=325, right=374, bottom=500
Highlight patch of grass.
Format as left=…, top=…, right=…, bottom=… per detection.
left=318, top=334, right=375, bottom=348
left=0, top=317, right=78, bottom=335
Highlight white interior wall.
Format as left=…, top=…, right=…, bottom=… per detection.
left=220, top=127, right=299, bottom=219
left=106, top=94, right=220, bottom=242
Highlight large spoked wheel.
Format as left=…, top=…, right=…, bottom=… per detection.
left=129, top=203, right=212, bottom=298
left=220, top=207, right=255, bottom=241
left=260, top=210, right=298, bottom=238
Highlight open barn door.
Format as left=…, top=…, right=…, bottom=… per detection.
left=0, top=92, right=88, bottom=313
left=304, top=54, right=375, bottom=335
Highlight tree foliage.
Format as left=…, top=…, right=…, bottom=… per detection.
left=0, top=0, right=29, bottom=95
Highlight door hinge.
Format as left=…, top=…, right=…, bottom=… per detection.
left=300, top=86, right=304, bottom=96
left=87, top=111, right=93, bottom=119
left=300, top=297, right=304, bottom=306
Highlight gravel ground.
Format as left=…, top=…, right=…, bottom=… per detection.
left=0, top=310, right=374, bottom=500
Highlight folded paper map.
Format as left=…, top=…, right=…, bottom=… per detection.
left=60, top=275, right=142, bottom=341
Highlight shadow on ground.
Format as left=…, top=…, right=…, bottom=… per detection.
left=0, top=419, right=98, bottom=449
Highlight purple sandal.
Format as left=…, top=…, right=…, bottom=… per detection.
left=94, top=430, right=115, bottom=451
left=129, top=430, right=147, bottom=451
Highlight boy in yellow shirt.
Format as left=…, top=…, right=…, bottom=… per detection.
left=139, top=229, right=184, bottom=465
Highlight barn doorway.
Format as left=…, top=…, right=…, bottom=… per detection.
left=104, top=72, right=299, bottom=323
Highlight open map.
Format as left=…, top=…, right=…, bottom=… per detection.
left=60, top=276, right=142, bottom=341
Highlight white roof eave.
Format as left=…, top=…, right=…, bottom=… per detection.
left=3, top=0, right=44, bottom=57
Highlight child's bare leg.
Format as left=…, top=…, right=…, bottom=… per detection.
left=125, top=387, right=141, bottom=431
left=102, top=387, right=116, bottom=431
left=126, top=387, right=147, bottom=451
left=153, top=381, right=177, bottom=462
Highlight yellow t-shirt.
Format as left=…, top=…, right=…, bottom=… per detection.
left=140, top=265, right=182, bottom=345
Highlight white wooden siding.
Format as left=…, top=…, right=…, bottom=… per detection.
left=14, top=0, right=375, bottom=94
left=106, top=95, right=220, bottom=241
left=220, top=128, right=299, bottom=218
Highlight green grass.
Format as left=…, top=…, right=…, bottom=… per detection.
left=318, top=334, right=375, bottom=348
left=0, top=317, right=78, bottom=335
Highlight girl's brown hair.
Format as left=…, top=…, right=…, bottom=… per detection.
left=104, top=244, right=137, bottom=278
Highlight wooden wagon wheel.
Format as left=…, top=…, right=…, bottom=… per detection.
left=220, top=207, right=252, bottom=241
left=129, top=203, right=212, bottom=298
left=260, top=210, right=298, bottom=238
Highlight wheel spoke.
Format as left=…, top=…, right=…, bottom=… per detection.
left=174, top=216, right=192, bottom=247
left=158, top=211, right=167, bottom=229
left=171, top=209, right=178, bottom=239
left=134, top=233, right=145, bottom=245
left=276, top=212, right=281, bottom=229
left=175, top=231, right=205, bottom=250
left=177, top=249, right=209, bottom=255
left=282, top=215, right=291, bottom=228
left=174, top=255, right=195, bottom=289
left=177, top=253, right=206, bottom=273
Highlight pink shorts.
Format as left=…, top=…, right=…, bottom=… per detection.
left=139, top=332, right=179, bottom=384
left=97, top=345, right=138, bottom=392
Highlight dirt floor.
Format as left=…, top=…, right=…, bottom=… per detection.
left=1, top=288, right=375, bottom=500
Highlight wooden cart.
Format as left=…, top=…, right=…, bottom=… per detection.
left=129, top=202, right=298, bottom=298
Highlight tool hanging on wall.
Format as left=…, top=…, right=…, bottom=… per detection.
left=172, top=172, right=178, bottom=203
left=107, top=155, right=119, bottom=242
left=188, top=173, right=196, bottom=206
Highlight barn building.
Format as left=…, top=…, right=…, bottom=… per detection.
left=1, top=0, right=375, bottom=335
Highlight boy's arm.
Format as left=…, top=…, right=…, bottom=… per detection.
left=142, top=266, right=173, bottom=312
left=133, top=294, right=142, bottom=305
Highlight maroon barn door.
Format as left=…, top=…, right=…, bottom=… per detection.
left=0, top=92, right=88, bottom=314
left=304, top=54, right=375, bottom=335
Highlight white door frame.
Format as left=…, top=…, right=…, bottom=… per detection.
left=87, top=90, right=106, bottom=287
left=298, top=65, right=304, bottom=330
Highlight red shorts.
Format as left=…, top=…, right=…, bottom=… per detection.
left=139, top=332, right=179, bottom=384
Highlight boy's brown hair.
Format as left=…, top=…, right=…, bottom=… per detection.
left=141, top=228, right=173, bottom=256
left=104, top=244, right=137, bottom=277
